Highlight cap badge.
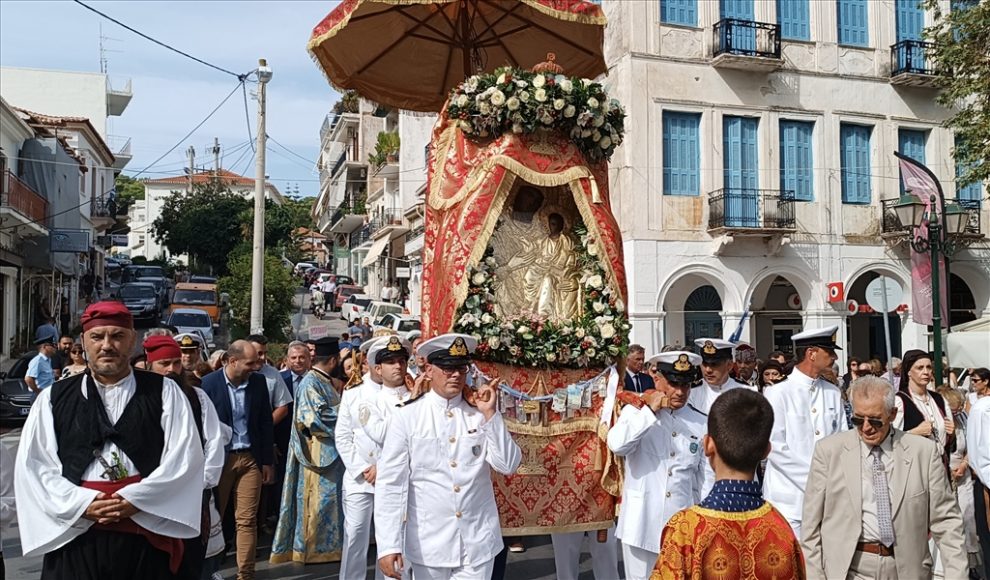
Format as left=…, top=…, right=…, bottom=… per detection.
left=830, top=332, right=837, bottom=343
left=673, top=354, right=692, bottom=372
left=449, top=337, right=468, bottom=357
left=179, top=336, right=194, bottom=347
left=702, top=340, right=717, bottom=355
left=386, top=337, right=403, bottom=352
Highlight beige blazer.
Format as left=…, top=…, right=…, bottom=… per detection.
left=801, top=429, right=967, bottom=580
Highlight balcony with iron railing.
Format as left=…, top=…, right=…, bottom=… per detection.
left=350, top=223, right=372, bottom=249
left=712, top=19, right=782, bottom=71
left=1, top=170, right=49, bottom=234
left=90, top=195, right=123, bottom=230
left=707, top=189, right=796, bottom=233
left=890, top=40, right=938, bottom=87
left=370, top=208, right=407, bottom=238
left=327, top=196, right=368, bottom=234
left=107, top=134, right=133, bottom=169
left=881, top=197, right=982, bottom=239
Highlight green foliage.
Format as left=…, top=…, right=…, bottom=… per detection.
left=236, top=196, right=316, bottom=266
left=368, top=131, right=400, bottom=167
left=924, top=0, right=990, bottom=188
left=114, top=174, right=145, bottom=213
left=219, top=246, right=298, bottom=342
left=332, top=90, right=360, bottom=115
left=150, top=181, right=251, bottom=275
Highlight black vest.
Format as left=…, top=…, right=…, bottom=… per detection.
left=896, top=389, right=948, bottom=431
left=50, top=370, right=166, bottom=484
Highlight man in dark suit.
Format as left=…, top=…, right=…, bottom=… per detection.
left=624, top=344, right=652, bottom=393
left=200, top=339, right=274, bottom=580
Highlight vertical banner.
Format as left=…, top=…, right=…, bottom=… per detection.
left=895, top=154, right=948, bottom=328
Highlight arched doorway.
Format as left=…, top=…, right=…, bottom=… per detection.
left=950, top=273, right=977, bottom=327
left=684, top=285, right=722, bottom=345
left=749, top=275, right=804, bottom=356
left=846, top=270, right=904, bottom=362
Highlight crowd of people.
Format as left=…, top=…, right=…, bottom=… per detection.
left=2, top=300, right=988, bottom=580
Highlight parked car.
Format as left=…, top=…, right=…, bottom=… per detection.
left=341, top=294, right=373, bottom=323
left=365, top=301, right=404, bottom=325
left=170, top=282, right=221, bottom=323
left=166, top=308, right=216, bottom=348
left=121, top=265, right=166, bottom=284
left=294, top=262, right=316, bottom=276
left=118, top=282, right=161, bottom=322
left=375, top=313, right=421, bottom=338
left=0, top=353, right=35, bottom=419
left=188, top=275, right=217, bottom=284
left=334, top=284, right=364, bottom=311
left=136, top=276, right=169, bottom=311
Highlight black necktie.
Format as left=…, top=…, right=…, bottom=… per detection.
left=634, top=375, right=641, bottom=392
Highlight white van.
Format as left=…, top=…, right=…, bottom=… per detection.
left=365, top=301, right=404, bottom=325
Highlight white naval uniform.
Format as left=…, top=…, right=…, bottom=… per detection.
left=375, top=390, right=521, bottom=579
left=607, top=403, right=706, bottom=580
left=686, top=377, right=745, bottom=496
left=762, top=367, right=847, bottom=537
left=550, top=527, right=620, bottom=580
left=13, top=373, right=205, bottom=556
left=969, top=395, right=990, bottom=486
left=335, top=373, right=383, bottom=580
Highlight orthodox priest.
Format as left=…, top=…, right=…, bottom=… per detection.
left=270, top=336, right=345, bottom=564
left=14, top=301, right=205, bottom=580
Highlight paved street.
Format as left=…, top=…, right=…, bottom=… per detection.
left=0, top=289, right=618, bottom=578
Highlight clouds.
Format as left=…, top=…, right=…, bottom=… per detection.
left=0, top=0, right=341, bottom=196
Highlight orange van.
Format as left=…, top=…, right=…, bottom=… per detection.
left=170, top=282, right=220, bottom=323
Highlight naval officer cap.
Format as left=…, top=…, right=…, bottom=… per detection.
left=370, top=335, right=411, bottom=365
left=417, top=333, right=477, bottom=367
left=694, top=338, right=735, bottom=363
left=792, top=325, right=842, bottom=351
left=359, top=335, right=387, bottom=355
left=649, top=351, right=703, bottom=385
left=313, top=337, right=340, bottom=357
left=175, top=332, right=202, bottom=350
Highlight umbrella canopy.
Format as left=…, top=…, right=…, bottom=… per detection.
left=308, top=0, right=607, bottom=112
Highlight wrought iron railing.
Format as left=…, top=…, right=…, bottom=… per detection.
left=881, top=197, right=982, bottom=236
left=370, top=208, right=404, bottom=233
left=708, top=189, right=796, bottom=231
left=350, top=224, right=372, bottom=249
left=329, top=197, right=367, bottom=229
left=1, top=170, right=48, bottom=225
left=713, top=19, right=781, bottom=59
left=91, top=195, right=122, bottom=219
left=890, top=40, right=936, bottom=77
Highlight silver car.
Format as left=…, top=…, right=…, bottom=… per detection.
left=166, top=308, right=216, bottom=348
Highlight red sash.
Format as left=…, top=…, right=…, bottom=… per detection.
left=82, top=475, right=184, bottom=574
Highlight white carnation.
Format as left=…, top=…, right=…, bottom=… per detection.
left=586, top=347, right=597, bottom=357
left=479, top=102, right=491, bottom=115
left=546, top=353, right=557, bottom=362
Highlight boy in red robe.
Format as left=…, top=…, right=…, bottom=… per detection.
left=652, top=389, right=805, bottom=579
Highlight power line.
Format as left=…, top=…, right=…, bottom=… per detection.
left=242, top=83, right=256, bottom=154
left=267, top=134, right=317, bottom=167
left=73, top=0, right=243, bottom=79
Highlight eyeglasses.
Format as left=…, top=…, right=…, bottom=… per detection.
left=973, top=378, right=988, bottom=383
left=436, top=365, right=469, bottom=376
left=850, top=414, right=885, bottom=430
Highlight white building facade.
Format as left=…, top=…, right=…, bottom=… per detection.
left=603, top=0, right=988, bottom=362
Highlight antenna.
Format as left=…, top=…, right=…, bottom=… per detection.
left=99, top=23, right=124, bottom=74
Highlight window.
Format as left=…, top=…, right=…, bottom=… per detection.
left=955, top=137, right=982, bottom=206
left=837, top=0, right=869, bottom=47
left=897, top=129, right=926, bottom=164
left=661, top=0, right=696, bottom=26
left=777, top=0, right=810, bottom=40
left=662, top=111, right=701, bottom=196
left=779, top=120, right=814, bottom=201
left=840, top=123, right=872, bottom=204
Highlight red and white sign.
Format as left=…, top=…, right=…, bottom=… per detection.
left=827, top=282, right=845, bottom=303
left=846, top=299, right=859, bottom=314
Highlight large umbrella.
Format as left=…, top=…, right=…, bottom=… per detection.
left=307, top=0, right=607, bottom=112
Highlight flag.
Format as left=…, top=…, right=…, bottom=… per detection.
left=895, top=153, right=948, bottom=328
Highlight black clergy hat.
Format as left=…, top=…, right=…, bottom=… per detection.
left=313, top=337, right=340, bottom=357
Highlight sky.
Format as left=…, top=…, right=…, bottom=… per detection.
left=0, top=1, right=342, bottom=198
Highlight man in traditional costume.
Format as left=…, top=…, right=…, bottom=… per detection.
left=653, top=389, right=805, bottom=580
left=14, top=301, right=205, bottom=580
left=762, top=325, right=847, bottom=537
left=270, top=337, right=345, bottom=564
left=608, top=352, right=706, bottom=580
left=375, top=334, right=521, bottom=580
left=336, top=335, right=387, bottom=579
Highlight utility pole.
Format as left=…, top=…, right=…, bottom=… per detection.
left=186, top=145, right=196, bottom=191
left=249, top=59, right=273, bottom=334
left=211, top=137, right=221, bottom=177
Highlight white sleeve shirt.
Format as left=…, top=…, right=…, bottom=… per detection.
left=967, top=396, right=990, bottom=485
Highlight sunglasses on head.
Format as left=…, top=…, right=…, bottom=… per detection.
left=850, top=414, right=885, bottom=430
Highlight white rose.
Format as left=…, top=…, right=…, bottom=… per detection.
left=586, top=347, right=597, bottom=358
left=560, top=79, right=573, bottom=93
left=479, top=102, right=491, bottom=115
left=546, top=353, right=557, bottom=362
left=464, top=77, right=479, bottom=93
left=615, top=299, right=625, bottom=313
left=519, top=91, right=530, bottom=102
left=532, top=74, right=546, bottom=88
left=585, top=274, right=603, bottom=289
left=587, top=243, right=599, bottom=256
left=485, top=256, right=497, bottom=267
left=506, top=96, right=520, bottom=111
left=563, top=105, right=576, bottom=118
left=587, top=97, right=600, bottom=109
left=600, top=323, right=616, bottom=339
left=514, top=79, right=528, bottom=88
left=517, top=326, right=531, bottom=335
left=458, top=313, right=475, bottom=326
left=592, top=301, right=606, bottom=313
left=490, top=90, right=506, bottom=106
left=575, top=327, right=586, bottom=339
left=553, top=98, right=566, bottom=111
left=456, top=94, right=470, bottom=108
left=487, top=336, right=500, bottom=349
left=481, top=313, right=493, bottom=324
left=581, top=78, right=592, bottom=87
left=593, top=115, right=605, bottom=127
left=599, top=136, right=612, bottom=149
left=592, top=130, right=601, bottom=142
left=472, top=272, right=486, bottom=285
left=534, top=88, right=547, bottom=102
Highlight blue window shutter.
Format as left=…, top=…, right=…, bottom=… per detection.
left=895, top=0, right=924, bottom=42
left=720, top=0, right=755, bottom=20
left=955, top=136, right=982, bottom=205
left=661, top=0, right=697, bottom=26
left=840, top=124, right=871, bottom=204
left=663, top=112, right=701, bottom=196
left=723, top=116, right=760, bottom=227
left=897, top=129, right=926, bottom=165
left=837, top=0, right=869, bottom=46
left=777, top=0, right=810, bottom=40
left=780, top=120, right=814, bottom=201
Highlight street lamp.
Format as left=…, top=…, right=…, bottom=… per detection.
left=893, top=191, right=968, bottom=387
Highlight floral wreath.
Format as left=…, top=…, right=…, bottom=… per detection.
left=453, top=219, right=631, bottom=369
left=445, top=57, right=626, bottom=163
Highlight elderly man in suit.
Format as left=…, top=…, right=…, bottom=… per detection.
left=624, top=344, right=652, bottom=394
left=802, top=375, right=966, bottom=580
left=200, top=340, right=274, bottom=580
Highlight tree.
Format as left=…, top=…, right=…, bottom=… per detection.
left=114, top=174, right=145, bottom=214
left=236, top=196, right=317, bottom=265
left=924, top=0, right=990, bottom=188
left=151, top=181, right=251, bottom=274
left=219, top=247, right=297, bottom=341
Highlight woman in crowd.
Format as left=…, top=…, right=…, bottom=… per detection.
left=894, top=350, right=955, bottom=475
left=757, top=360, right=785, bottom=392
left=60, top=344, right=88, bottom=378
